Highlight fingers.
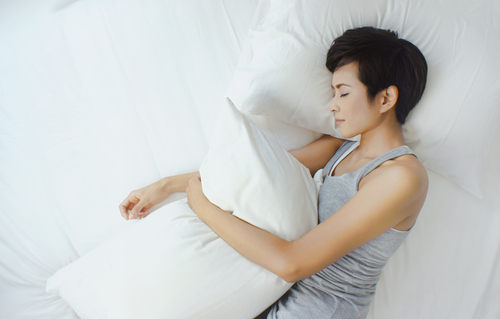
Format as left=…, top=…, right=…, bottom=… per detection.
left=119, top=193, right=142, bottom=220
left=129, top=199, right=146, bottom=220
left=186, top=176, right=203, bottom=196
left=188, top=176, right=201, bottom=186
left=119, top=205, right=128, bottom=220
left=119, top=198, right=132, bottom=220
left=138, top=211, right=151, bottom=219
left=120, top=189, right=158, bottom=220
left=136, top=203, right=152, bottom=219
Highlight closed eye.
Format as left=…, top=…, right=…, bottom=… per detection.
left=332, top=93, right=349, bottom=98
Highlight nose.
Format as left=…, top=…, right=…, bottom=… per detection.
left=329, top=98, right=339, bottom=113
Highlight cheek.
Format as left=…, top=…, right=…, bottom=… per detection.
left=344, top=98, right=363, bottom=118
left=344, top=100, right=374, bottom=130
left=351, top=96, right=373, bottom=117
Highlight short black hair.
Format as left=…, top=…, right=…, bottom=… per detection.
left=326, top=27, right=427, bottom=124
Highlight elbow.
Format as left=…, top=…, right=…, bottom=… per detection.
left=272, top=241, right=307, bottom=283
left=277, top=261, right=302, bottom=283
left=281, top=274, right=299, bottom=284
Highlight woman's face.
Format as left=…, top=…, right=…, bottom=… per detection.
left=329, top=62, right=382, bottom=138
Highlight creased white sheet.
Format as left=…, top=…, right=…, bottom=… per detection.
left=0, top=0, right=258, bottom=318
left=1, top=0, right=500, bottom=318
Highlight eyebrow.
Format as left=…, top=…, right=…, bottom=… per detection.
left=331, top=83, right=351, bottom=89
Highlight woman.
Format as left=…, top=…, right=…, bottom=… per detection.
left=119, top=27, right=428, bottom=318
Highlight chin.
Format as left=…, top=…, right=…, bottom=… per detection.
left=338, top=131, right=362, bottom=142
left=338, top=129, right=357, bottom=139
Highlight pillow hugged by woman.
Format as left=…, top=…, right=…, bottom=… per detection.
left=120, top=27, right=428, bottom=319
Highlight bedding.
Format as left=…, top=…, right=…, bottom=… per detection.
left=45, top=98, right=319, bottom=318
left=1, top=0, right=500, bottom=318
left=226, top=0, right=500, bottom=198
left=0, top=0, right=261, bottom=318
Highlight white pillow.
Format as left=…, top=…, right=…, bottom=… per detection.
left=45, top=98, right=318, bottom=319
left=201, top=99, right=318, bottom=241
left=244, top=112, right=323, bottom=152
left=226, top=0, right=500, bottom=198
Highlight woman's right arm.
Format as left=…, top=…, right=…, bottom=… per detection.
left=119, top=171, right=199, bottom=220
left=289, top=135, right=344, bottom=176
left=120, top=134, right=342, bottom=220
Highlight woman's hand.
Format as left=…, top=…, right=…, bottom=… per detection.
left=119, top=179, right=171, bottom=220
left=186, top=176, right=212, bottom=219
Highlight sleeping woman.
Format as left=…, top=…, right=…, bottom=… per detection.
left=119, top=27, right=428, bottom=319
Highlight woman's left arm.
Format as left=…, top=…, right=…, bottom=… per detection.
left=186, top=176, right=297, bottom=281
left=186, top=162, right=427, bottom=283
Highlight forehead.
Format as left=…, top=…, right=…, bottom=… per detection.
left=331, top=62, right=360, bottom=87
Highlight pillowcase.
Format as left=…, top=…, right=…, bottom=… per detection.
left=201, top=98, right=318, bottom=241
left=244, top=111, right=323, bottom=152
left=226, top=0, right=500, bottom=198
left=45, top=98, right=319, bottom=319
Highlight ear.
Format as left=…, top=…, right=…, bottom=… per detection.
left=380, top=85, right=399, bottom=114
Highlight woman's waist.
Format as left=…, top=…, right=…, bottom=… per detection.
left=300, top=256, right=385, bottom=298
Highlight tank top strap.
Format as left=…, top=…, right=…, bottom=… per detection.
left=322, top=140, right=359, bottom=180
left=356, top=145, right=416, bottom=187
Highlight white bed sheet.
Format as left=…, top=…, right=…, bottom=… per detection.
left=368, top=127, right=500, bottom=319
left=0, top=0, right=499, bottom=318
left=0, top=0, right=259, bottom=317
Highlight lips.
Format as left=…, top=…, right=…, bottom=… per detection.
left=335, top=119, right=345, bottom=126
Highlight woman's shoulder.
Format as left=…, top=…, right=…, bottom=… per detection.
left=354, top=152, right=428, bottom=230
left=361, top=150, right=428, bottom=199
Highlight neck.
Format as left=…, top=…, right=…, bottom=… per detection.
left=355, top=117, right=405, bottom=158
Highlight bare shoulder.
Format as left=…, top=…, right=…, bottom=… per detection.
left=362, top=153, right=428, bottom=193
left=388, top=154, right=428, bottom=193
left=358, top=153, right=428, bottom=229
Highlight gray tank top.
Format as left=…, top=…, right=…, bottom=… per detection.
left=266, top=140, right=416, bottom=319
